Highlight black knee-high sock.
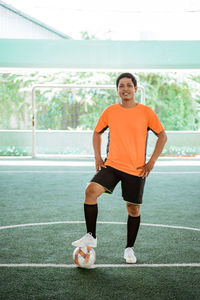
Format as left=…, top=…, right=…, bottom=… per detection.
left=84, top=203, right=98, bottom=238
left=126, top=215, right=141, bottom=248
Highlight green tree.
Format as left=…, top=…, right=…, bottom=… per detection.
left=137, top=72, right=199, bottom=130
left=0, top=71, right=199, bottom=131
left=0, top=74, right=30, bottom=129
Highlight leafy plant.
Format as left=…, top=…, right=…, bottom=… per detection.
left=0, top=146, right=28, bottom=156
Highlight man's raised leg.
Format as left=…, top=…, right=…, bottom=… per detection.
left=72, top=182, right=105, bottom=247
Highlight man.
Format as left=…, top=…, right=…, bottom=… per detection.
left=72, top=73, right=167, bottom=263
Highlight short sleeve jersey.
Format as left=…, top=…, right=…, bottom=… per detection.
left=94, top=103, right=164, bottom=176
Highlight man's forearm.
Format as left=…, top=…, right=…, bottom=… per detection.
left=149, top=130, right=167, bottom=163
left=137, top=130, right=167, bottom=178
left=93, top=131, right=102, bottom=159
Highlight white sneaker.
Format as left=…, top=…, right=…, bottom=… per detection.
left=72, top=233, right=97, bottom=248
left=124, top=247, right=137, bottom=264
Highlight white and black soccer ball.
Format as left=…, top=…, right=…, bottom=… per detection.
left=73, top=246, right=96, bottom=269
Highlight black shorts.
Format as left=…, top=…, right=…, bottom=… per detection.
left=90, top=166, right=146, bottom=205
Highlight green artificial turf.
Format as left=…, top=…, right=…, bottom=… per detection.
left=1, top=267, right=200, bottom=300
left=0, top=160, right=200, bottom=299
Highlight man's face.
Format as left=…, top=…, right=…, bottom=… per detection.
left=117, top=77, right=137, bottom=101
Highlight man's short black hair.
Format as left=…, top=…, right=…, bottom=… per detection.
left=116, top=73, right=137, bottom=88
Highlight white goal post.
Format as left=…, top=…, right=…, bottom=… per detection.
left=31, top=84, right=145, bottom=158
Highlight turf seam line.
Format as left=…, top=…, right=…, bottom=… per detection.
left=0, top=263, right=200, bottom=268
left=0, top=221, right=199, bottom=231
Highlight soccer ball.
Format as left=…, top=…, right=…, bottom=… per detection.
left=73, top=246, right=96, bottom=269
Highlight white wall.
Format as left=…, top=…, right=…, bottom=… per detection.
left=0, top=130, right=200, bottom=157
left=0, top=6, right=62, bottom=39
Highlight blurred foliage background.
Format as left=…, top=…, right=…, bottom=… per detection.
left=0, top=71, right=200, bottom=131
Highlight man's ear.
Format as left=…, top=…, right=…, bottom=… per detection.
left=135, top=86, right=138, bottom=92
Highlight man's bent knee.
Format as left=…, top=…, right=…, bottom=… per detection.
left=126, top=203, right=140, bottom=217
left=85, top=182, right=105, bottom=204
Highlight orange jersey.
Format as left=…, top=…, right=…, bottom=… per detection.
left=94, top=103, right=164, bottom=176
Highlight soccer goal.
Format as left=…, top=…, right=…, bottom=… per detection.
left=31, top=84, right=145, bottom=158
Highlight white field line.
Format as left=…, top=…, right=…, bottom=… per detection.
left=0, top=171, right=93, bottom=173
left=0, top=171, right=200, bottom=174
left=0, top=170, right=93, bottom=174
left=0, top=263, right=199, bottom=268
left=0, top=161, right=94, bottom=167
left=0, top=221, right=199, bottom=232
left=152, top=171, right=200, bottom=174
left=0, top=161, right=200, bottom=167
